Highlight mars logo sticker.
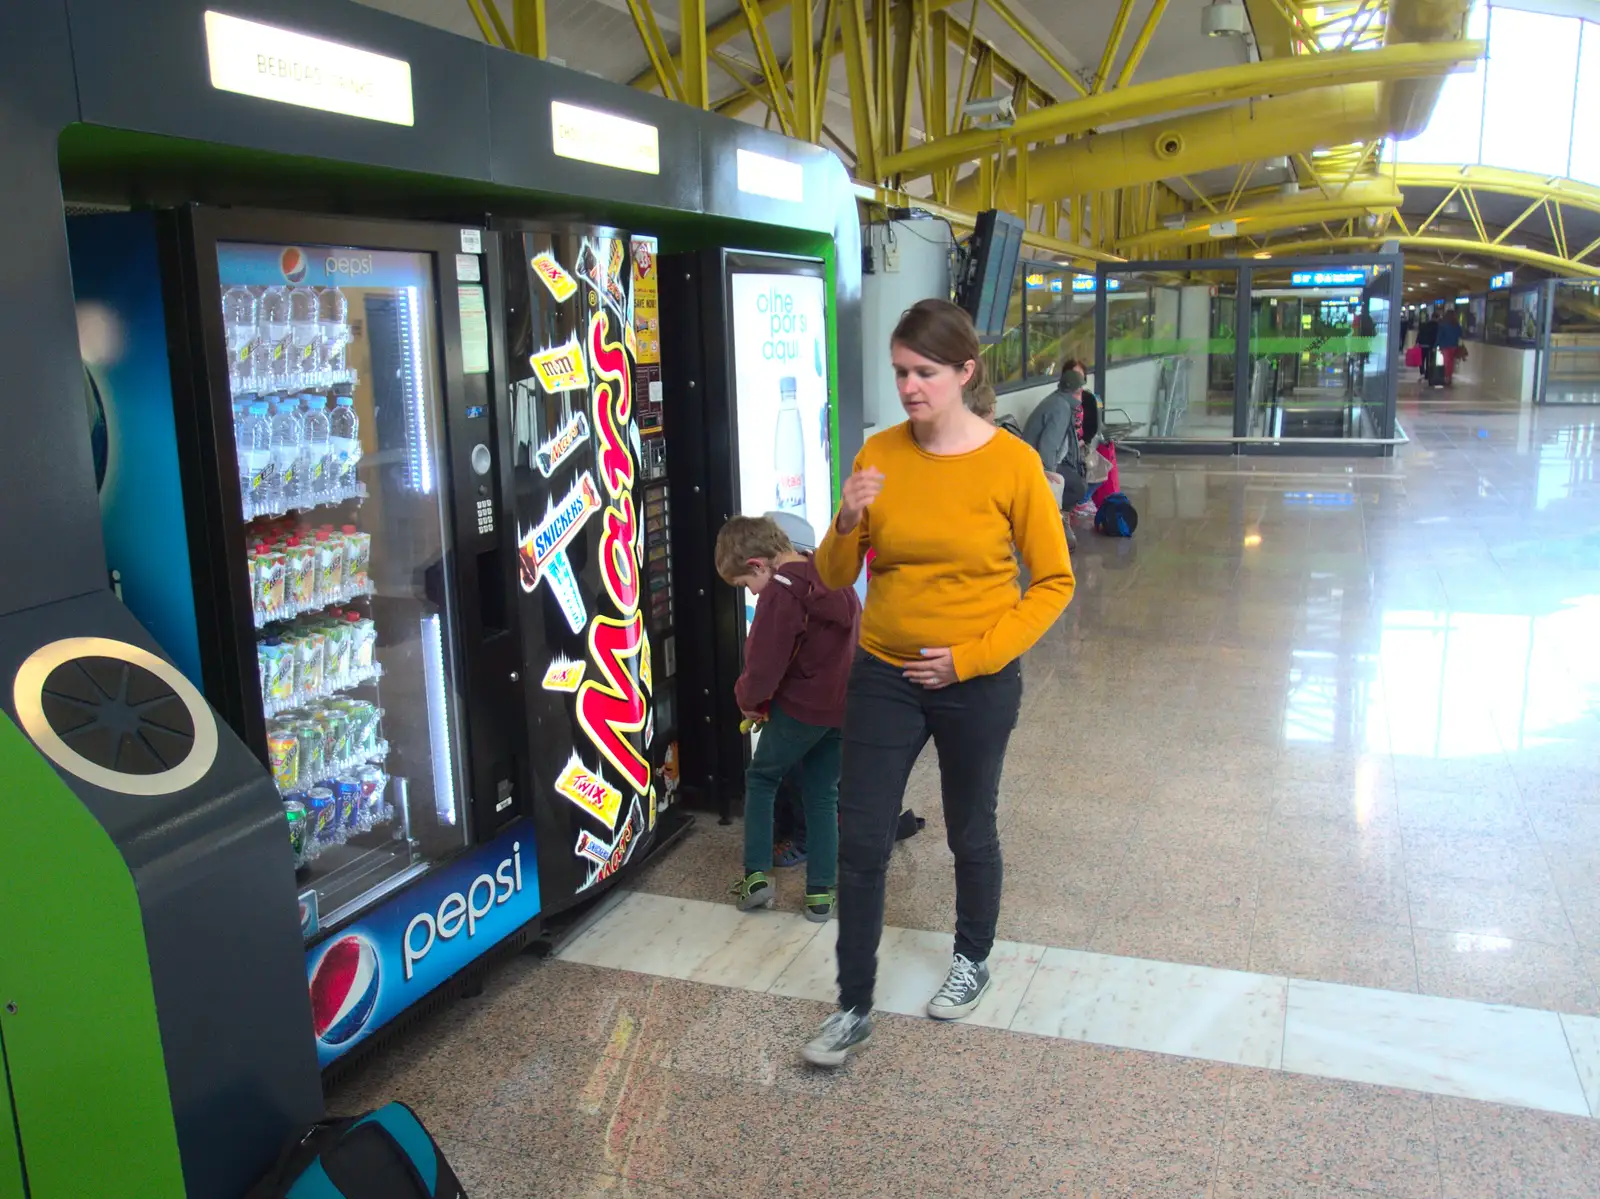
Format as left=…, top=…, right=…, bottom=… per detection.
left=555, top=753, right=623, bottom=829
left=530, top=336, right=589, bottom=395
left=531, top=251, right=577, bottom=302
left=542, top=655, right=586, bottom=693
left=517, top=471, right=601, bottom=633
left=535, top=410, right=590, bottom=478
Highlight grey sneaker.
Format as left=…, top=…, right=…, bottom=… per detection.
left=801, top=1009, right=873, bottom=1068
left=927, top=953, right=991, bottom=1020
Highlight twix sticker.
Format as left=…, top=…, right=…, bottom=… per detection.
left=542, top=654, right=586, bottom=693
left=531, top=251, right=577, bottom=302
left=530, top=335, right=589, bottom=394
left=555, top=753, right=623, bottom=829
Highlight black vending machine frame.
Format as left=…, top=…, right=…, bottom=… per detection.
left=156, top=207, right=528, bottom=927
left=661, top=248, right=831, bottom=816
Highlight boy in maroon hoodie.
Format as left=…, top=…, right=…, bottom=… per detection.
left=715, top=515, right=861, bottom=921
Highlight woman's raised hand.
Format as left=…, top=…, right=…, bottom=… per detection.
left=835, top=466, right=885, bottom=534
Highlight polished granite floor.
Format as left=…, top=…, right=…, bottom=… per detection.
left=330, top=384, right=1600, bottom=1196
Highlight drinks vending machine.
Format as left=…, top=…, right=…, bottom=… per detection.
left=68, top=208, right=535, bottom=1069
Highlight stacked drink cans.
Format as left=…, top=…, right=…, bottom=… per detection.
left=268, top=698, right=390, bottom=867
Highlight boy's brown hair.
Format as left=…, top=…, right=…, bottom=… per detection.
left=714, top=515, right=794, bottom=583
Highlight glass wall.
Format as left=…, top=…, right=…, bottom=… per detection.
left=1093, top=257, right=1401, bottom=449
left=1546, top=279, right=1600, bottom=403
left=1100, top=269, right=1239, bottom=441
left=1393, top=2, right=1600, bottom=188
left=980, top=258, right=1111, bottom=392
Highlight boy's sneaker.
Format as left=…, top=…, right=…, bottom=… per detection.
left=803, top=888, right=835, bottom=923
left=731, top=871, right=774, bottom=911
left=801, top=1009, right=872, bottom=1067
left=926, top=953, right=991, bottom=1020
left=773, top=839, right=808, bottom=868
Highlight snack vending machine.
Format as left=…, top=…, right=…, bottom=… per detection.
left=67, top=208, right=535, bottom=1069
left=498, top=223, right=668, bottom=912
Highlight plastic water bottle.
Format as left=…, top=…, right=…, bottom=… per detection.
left=222, top=286, right=258, bottom=388
left=318, top=287, right=349, bottom=373
left=236, top=401, right=271, bottom=516
left=259, top=287, right=291, bottom=383
left=301, top=394, right=332, bottom=503
left=774, top=376, right=805, bottom=514
left=329, top=394, right=361, bottom=492
left=269, top=397, right=305, bottom=511
left=289, top=286, right=321, bottom=385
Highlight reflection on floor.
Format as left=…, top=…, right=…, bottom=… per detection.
left=330, top=382, right=1600, bottom=1196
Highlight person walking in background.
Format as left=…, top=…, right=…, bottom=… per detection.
left=1436, top=306, right=1462, bottom=387
left=1417, top=309, right=1439, bottom=384
left=800, top=299, right=1075, bottom=1067
left=715, top=516, right=861, bottom=922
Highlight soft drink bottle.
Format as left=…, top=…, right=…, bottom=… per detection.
left=774, top=376, right=805, bottom=513
left=301, top=394, right=332, bottom=502
left=269, top=398, right=304, bottom=511
left=222, top=285, right=259, bottom=388
left=258, top=286, right=292, bottom=382
left=236, top=401, right=272, bottom=517
left=318, top=287, right=349, bottom=372
left=289, top=285, right=321, bottom=386
left=329, top=393, right=360, bottom=492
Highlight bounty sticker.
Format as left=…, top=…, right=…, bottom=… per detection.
left=531, top=251, right=577, bottom=302
left=555, top=752, right=623, bottom=829
left=577, top=795, right=642, bottom=892
left=530, top=336, right=589, bottom=394
left=517, top=471, right=602, bottom=632
left=542, top=654, right=586, bottom=693
left=535, top=410, right=590, bottom=478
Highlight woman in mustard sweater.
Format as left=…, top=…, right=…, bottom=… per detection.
left=802, top=299, right=1075, bottom=1067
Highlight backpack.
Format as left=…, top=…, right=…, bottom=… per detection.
left=1094, top=493, right=1138, bottom=538
left=247, top=1103, right=466, bottom=1199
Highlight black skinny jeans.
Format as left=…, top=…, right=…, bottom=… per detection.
left=835, top=652, right=1022, bottom=1014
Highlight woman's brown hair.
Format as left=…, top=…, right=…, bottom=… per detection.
left=892, top=298, right=986, bottom=388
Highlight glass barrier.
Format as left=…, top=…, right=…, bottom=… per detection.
left=1546, top=279, right=1600, bottom=403
left=1101, top=269, right=1237, bottom=441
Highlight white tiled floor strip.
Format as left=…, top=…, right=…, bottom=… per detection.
left=560, top=891, right=1600, bottom=1120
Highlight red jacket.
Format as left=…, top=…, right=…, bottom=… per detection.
left=735, top=555, right=861, bottom=729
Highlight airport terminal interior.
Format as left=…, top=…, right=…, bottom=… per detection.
left=8, top=0, right=1600, bottom=1197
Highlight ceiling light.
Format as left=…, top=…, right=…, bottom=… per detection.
left=1254, top=252, right=1272, bottom=259
left=1202, top=0, right=1249, bottom=36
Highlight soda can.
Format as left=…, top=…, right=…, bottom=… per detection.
left=266, top=725, right=299, bottom=791
left=356, top=765, right=387, bottom=824
left=306, top=786, right=339, bottom=845
left=282, top=798, right=309, bottom=865
left=294, top=718, right=327, bottom=783
left=317, top=709, right=351, bottom=769
left=334, top=776, right=363, bottom=833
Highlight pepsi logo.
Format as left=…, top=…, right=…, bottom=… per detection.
left=309, top=934, right=380, bottom=1047
left=280, top=247, right=309, bottom=284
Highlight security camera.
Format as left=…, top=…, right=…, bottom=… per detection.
left=961, top=94, right=1016, bottom=127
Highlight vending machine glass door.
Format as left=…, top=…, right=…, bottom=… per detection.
left=217, top=241, right=470, bottom=939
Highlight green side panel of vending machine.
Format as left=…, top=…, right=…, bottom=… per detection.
left=0, top=713, right=186, bottom=1199
left=0, top=1032, right=21, bottom=1199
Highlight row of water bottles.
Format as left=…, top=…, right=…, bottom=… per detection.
left=222, top=283, right=350, bottom=390
left=236, top=390, right=361, bottom=518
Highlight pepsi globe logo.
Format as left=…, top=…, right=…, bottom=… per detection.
left=309, top=934, right=381, bottom=1047
left=280, top=247, right=309, bottom=284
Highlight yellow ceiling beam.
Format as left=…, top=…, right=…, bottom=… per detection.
left=882, top=40, right=1480, bottom=182
left=1121, top=181, right=1404, bottom=250
left=1260, top=234, right=1600, bottom=278
left=1393, top=164, right=1600, bottom=214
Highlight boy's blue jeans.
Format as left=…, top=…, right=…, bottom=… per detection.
left=744, top=704, right=840, bottom=894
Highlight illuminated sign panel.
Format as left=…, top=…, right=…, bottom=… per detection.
left=204, top=11, right=415, bottom=126
left=551, top=101, right=660, bottom=174
left=1290, top=269, right=1367, bottom=287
